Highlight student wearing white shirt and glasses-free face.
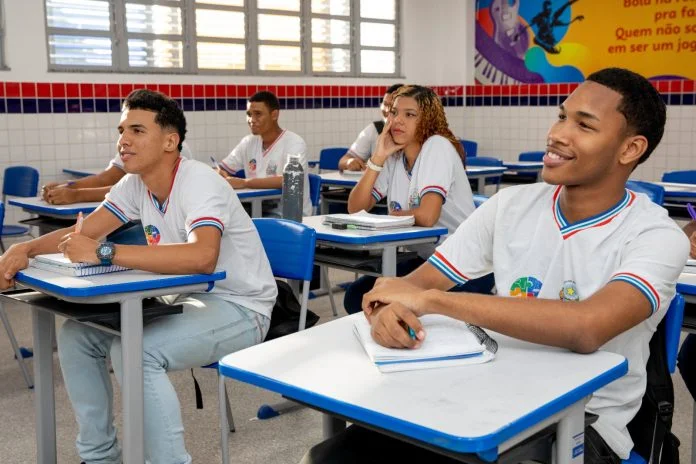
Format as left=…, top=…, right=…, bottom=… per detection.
left=0, top=90, right=276, bottom=464
left=301, top=69, right=687, bottom=464
left=338, top=83, right=404, bottom=172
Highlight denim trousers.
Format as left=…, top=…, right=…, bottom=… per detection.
left=57, top=293, right=269, bottom=464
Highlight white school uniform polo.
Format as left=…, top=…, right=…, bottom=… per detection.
left=427, top=182, right=689, bottom=459
left=103, top=158, right=278, bottom=319
left=370, top=135, right=475, bottom=258
left=219, top=130, right=311, bottom=217
left=347, top=122, right=379, bottom=160
left=109, top=142, right=193, bottom=170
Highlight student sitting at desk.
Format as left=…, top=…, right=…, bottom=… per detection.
left=302, top=68, right=688, bottom=464
left=677, top=221, right=696, bottom=399
left=41, top=143, right=192, bottom=205
left=343, top=85, right=492, bottom=315
left=0, top=89, right=277, bottom=464
left=216, top=90, right=312, bottom=216
left=337, top=83, right=403, bottom=172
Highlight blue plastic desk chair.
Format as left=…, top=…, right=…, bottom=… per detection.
left=1, top=166, right=39, bottom=249
left=211, top=219, right=318, bottom=437
left=460, top=139, right=478, bottom=158
left=308, top=173, right=322, bottom=216
left=661, top=170, right=696, bottom=185
left=626, top=180, right=665, bottom=206
left=467, top=156, right=504, bottom=190
left=507, top=151, right=545, bottom=183
left=519, top=151, right=544, bottom=162
left=319, top=147, right=348, bottom=172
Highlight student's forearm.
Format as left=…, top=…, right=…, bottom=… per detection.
left=72, top=187, right=112, bottom=202
left=390, top=206, right=439, bottom=227
left=347, top=170, right=380, bottom=212
left=71, top=168, right=124, bottom=189
left=243, top=176, right=283, bottom=189
left=684, top=221, right=696, bottom=237
left=112, top=243, right=219, bottom=275
left=13, top=226, right=78, bottom=258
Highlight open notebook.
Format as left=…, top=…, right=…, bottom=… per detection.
left=323, top=210, right=415, bottom=230
left=30, top=253, right=130, bottom=277
left=353, top=314, right=497, bottom=373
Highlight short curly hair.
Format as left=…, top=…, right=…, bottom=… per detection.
left=123, top=89, right=187, bottom=152
left=391, top=85, right=465, bottom=162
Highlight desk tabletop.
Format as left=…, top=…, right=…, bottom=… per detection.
left=219, top=314, right=626, bottom=456
left=235, top=188, right=282, bottom=199
left=9, top=197, right=102, bottom=216
left=678, top=270, right=696, bottom=295
left=465, top=166, right=507, bottom=175
left=502, top=161, right=544, bottom=169
left=319, top=171, right=363, bottom=186
left=16, top=267, right=226, bottom=299
left=656, top=182, right=696, bottom=200
left=63, top=167, right=101, bottom=177
left=304, top=215, right=448, bottom=245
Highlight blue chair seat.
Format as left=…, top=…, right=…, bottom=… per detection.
left=2, top=224, right=30, bottom=236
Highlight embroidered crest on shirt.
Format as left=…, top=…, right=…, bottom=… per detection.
left=266, top=162, right=278, bottom=176
left=559, top=280, right=580, bottom=302
left=248, top=158, right=257, bottom=173
left=144, top=225, right=161, bottom=246
left=510, top=276, right=542, bottom=298
left=408, top=190, right=421, bottom=208
left=389, top=201, right=402, bottom=212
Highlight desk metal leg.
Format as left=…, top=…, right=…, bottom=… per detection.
left=251, top=199, right=262, bottom=218
left=33, top=308, right=56, bottom=464
left=0, top=301, right=33, bottom=388
left=556, top=399, right=586, bottom=464
left=382, top=246, right=397, bottom=277
left=322, top=414, right=346, bottom=439
left=477, top=178, right=484, bottom=194
left=121, top=298, right=144, bottom=464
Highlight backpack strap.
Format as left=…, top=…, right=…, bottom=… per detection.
left=373, top=120, right=385, bottom=135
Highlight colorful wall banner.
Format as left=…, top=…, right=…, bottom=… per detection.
left=475, top=0, right=696, bottom=84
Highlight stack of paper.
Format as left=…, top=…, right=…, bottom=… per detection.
left=30, top=253, right=130, bottom=277
left=353, top=314, right=496, bottom=373
left=323, top=210, right=415, bottom=230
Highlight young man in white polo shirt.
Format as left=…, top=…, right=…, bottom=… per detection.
left=0, top=89, right=277, bottom=464
left=301, top=69, right=688, bottom=464
left=218, top=90, right=311, bottom=216
left=337, top=83, right=404, bottom=172
left=41, top=142, right=192, bottom=205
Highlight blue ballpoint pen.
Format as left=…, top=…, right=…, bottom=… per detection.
left=687, top=203, right=696, bottom=221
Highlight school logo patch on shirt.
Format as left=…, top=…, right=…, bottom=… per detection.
left=510, top=276, right=542, bottom=298
left=266, top=162, right=278, bottom=176
left=408, top=191, right=421, bottom=208
left=248, top=158, right=257, bottom=172
left=389, top=201, right=402, bottom=212
left=559, top=280, right=580, bottom=302
left=144, top=225, right=161, bottom=246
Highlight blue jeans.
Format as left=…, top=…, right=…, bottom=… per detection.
left=57, top=293, right=269, bottom=464
left=343, top=257, right=496, bottom=314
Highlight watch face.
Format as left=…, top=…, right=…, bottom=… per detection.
left=97, top=243, right=115, bottom=260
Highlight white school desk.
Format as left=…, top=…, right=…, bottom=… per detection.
left=235, top=188, right=282, bottom=218
left=8, top=267, right=225, bottom=464
left=218, top=314, right=627, bottom=464
left=63, top=167, right=101, bottom=178
left=502, top=161, right=544, bottom=182
left=656, top=182, right=696, bottom=204
left=9, top=197, right=100, bottom=220
left=303, top=215, right=447, bottom=277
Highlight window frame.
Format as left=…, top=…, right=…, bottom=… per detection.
left=43, top=0, right=401, bottom=77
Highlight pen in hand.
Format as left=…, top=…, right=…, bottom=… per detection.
left=687, top=203, right=696, bottom=221
left=75, top=211, right=84, bottom=234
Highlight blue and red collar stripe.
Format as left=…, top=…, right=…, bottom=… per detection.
left=552, top=186, right=635, bottom=239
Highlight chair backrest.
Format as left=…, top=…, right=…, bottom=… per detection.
left=661, top=170, right=696, bottom=185
left=319, top=147, right=348, bottom=171
left=459, top=139, right=477, bottom=158
left=664, top=293, right=684, bottom=374
left=472, top=194, right=488, bottom=208
left=308, top=173, right=321, bottom=215
left=3, top=166, right=39, bottom=198
left=0, top=203, right=4, bottom=228
left=518, top=151, right=544, bottom=162
left=626, top=180, right=665, bottom=206
left=252, top=218, right=316, bottom=282
left=466, top=156, right=503, bottom=167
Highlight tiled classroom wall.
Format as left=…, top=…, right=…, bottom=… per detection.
left=0, top=0, right=694, bottom=226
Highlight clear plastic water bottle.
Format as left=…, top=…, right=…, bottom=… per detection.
left=281, top=154, right=304, bottom=222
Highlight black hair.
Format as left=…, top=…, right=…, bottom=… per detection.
left=122, top=89, right=187, bottom=151
left=386, top=83, right=404, bottom=95
left=249, top=91, right=280, bottom=112
left=586, top=67, right=666, bottom=165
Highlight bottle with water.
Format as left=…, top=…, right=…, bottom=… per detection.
left=281, top=154, right=304, bottom=222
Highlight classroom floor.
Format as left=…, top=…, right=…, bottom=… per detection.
left=0, top=271, right=694, bottom=463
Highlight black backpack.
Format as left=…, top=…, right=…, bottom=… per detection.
left=626, top=318, right=680, bottom=463
left=265, top=280, right=320, bottom=340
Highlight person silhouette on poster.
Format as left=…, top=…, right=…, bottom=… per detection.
left=520, top=0, right=585, bottom=54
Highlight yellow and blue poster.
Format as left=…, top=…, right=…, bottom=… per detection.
left=475, top=0, right=696, bottom=84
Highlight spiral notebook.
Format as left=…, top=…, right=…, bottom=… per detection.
left=31, top=253, right=130, bottom=277
left=353, top=314, right=497, bottom=373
